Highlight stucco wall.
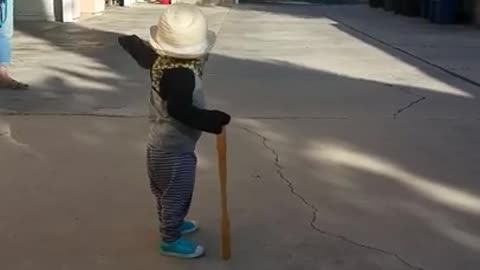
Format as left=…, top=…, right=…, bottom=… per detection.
left=15, top=0, right=57, bottom=21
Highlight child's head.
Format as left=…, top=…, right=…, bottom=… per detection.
left=149, top=3, right=215, bottom=59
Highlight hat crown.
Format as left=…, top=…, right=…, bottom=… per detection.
left=156, top=3, right=207, bottom=48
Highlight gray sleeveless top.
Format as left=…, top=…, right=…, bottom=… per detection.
left=147, top=55, right=206, bottom=152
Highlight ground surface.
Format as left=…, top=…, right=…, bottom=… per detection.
left=1, top=3, right=480, bottom=270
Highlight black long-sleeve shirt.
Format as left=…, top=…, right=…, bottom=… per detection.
left=118, top=35, right=230, bottom=151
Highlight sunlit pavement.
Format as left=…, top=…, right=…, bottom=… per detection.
left=1, top=3, right=480, bottom=270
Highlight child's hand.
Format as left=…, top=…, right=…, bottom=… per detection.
left=212, top=110, right=231, bottom=134
left=220, top=111, right=231, bottom=126
left=118, top=35, right=158, bottom=70
left=118, top=35, right=138, bottom=50
left=118, top=35, right=130, bottom=48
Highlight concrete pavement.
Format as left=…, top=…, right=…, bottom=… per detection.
left=1, top=2, right=480, bottom=270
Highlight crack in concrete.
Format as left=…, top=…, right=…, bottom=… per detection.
left=393, top=88, right=427, bottom=119
left=242, top=126, right=425, bottom=270
left=0, top=123, right=42, bottom=158
left=394, top=96, right=426, bottom=119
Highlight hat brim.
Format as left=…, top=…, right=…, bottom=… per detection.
left=149, top=25, right=216, bottom=59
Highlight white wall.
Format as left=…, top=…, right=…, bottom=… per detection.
left=61, top=0, right=81, bottom=22
left=122, top=0, right=136, bottom=6
left=15, top=0, right=57, bottom=21
left=80, top=0, right=105, bottom=15
left=15, top=0, right=81, bottom=22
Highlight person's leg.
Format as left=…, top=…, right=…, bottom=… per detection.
left=0, top=0, right=28, bottom=89
left=147, top=146, right=203, bottom=258
left=159, top=152, right=197, bottom=242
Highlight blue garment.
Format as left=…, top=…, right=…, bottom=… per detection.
left=0, top=0, right=13, bottom=66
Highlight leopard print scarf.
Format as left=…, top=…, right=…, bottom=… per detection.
left=150, top=55, right=206, bottom=94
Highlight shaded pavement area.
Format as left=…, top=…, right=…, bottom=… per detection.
left=1, top=2, right=480, bottom=270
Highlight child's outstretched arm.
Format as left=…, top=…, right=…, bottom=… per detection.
left=161, top=67, right=230, bottom=134
left=118, top=35, right=158, bottom=70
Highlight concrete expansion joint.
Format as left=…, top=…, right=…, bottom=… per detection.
left=0, top=112, right=147, bottom=118
left=242, top=127, right=425, bottom=270
left=322, top=12, right=480, bottom=90
left=241, top=116, right=349, bottom=120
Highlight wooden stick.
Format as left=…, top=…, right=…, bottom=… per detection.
left=216, top=128, right=231, bottom=260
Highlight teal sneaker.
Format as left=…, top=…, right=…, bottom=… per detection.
left=160, top=238, right=205, bottom=259
left=180, top=220, right=199, bottom=235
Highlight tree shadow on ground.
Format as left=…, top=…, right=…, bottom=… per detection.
left=4, top=13, right=480, bottom=116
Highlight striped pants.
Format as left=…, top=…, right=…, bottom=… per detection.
left=147, top=145, right=197, bottom=243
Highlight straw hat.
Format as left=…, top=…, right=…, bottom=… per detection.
left=149, top=3, right=216, bottom=59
